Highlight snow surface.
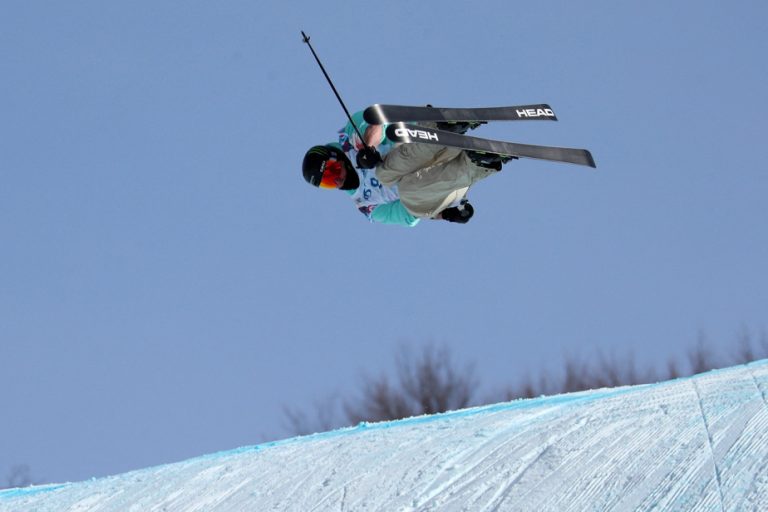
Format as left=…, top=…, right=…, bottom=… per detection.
left=2, top=361, right=768, bottom=512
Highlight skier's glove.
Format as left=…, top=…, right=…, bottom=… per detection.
left=441, top=202, right=474, bottom=224
left=356, top=146, right=382, bottom=169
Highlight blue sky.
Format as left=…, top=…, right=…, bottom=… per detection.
left=2, top=1, right=766, bottom=483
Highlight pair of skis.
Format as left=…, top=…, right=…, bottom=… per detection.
left=301, top=32, right=595, bottom=168
left=363, top=104, right=596, bottom=168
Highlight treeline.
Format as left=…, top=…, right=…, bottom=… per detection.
left=285, top=329, right=768, bottom=436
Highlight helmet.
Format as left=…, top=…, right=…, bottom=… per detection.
left=302, top=145, right=354, bottom=188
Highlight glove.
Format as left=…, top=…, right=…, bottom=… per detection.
left=356, top=146, right=382, bottom=169
left=441, top=202, right=474, bottom=224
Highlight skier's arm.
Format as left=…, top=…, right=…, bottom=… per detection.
left=352, top=113, right=385, bottom=169
left=346, top=111, right=387, bottom=150
left=362, top=124, right=383, bottom=148
left=370, top=200, right=420, bottom=227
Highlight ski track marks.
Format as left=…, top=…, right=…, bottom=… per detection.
left=3, top=362, right=768, bottom=511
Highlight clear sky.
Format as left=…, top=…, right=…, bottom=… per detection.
left=2, top=0, right=766, bottom=484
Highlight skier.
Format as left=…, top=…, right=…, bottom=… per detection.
left=302, top=110, right=513, bottom=227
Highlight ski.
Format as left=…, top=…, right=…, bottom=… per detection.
left=364, top=104, right=558, bottom=125
left=385, top=123, right=596, bottom=168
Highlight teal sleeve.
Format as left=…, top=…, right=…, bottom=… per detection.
left=370, top=200, right=420, bottom=227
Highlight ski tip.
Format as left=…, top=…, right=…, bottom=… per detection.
left=363, top=104, right=385, bottom=125
left=384, top=122, right=408, bottom=143
left=585, top=151, right=597, bottom=168
left=541, top=104, right=558, bottom=121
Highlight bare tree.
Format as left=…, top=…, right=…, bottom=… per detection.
left=734, top=325, right=756, bottom=364
left=282, top=344, right=477, bottom=436
left=732, top=326, right=768, bottom=366
left=344, top=344, right=475, bottom=424
left=665, top=358, right=681, bottom=380
left=2, top=465, right=34, bottom=489
left=344, top=344, right=477, bottom=425
left=688, top=331, right=719, bottom=374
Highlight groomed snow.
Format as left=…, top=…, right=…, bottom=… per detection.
left=2, top=361, right=768, bottom=511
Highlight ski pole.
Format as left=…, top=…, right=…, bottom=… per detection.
left=300, top=31, right=369, bottom=148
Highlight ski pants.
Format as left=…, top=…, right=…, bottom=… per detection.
left=376, top=142, right=497, bottom=218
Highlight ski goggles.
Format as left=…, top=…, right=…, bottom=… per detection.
left=318, top=157, right=345, bottom=189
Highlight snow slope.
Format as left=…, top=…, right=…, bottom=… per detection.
left=3, top=361, right=768, bottom=511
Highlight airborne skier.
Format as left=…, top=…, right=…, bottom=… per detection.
left=299, top=31, right=595, bottom=227
left=302, top=110, right=510, bottom=227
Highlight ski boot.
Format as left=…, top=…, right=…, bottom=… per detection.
left=466, top=151, right=517, bottom=171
